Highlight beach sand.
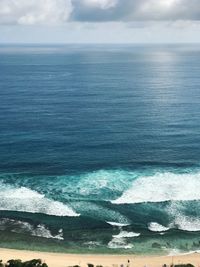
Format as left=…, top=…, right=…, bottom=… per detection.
left=1, top=248, right=200, bottom=267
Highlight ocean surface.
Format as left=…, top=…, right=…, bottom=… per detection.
left=0, top=44, right=200, bottom=254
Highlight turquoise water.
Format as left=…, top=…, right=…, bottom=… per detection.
left=1, top=44, right=200, bottom=254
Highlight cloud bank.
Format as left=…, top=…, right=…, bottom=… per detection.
left=0, top=0, right=73, bottom=25
left=0, top=0, right=200, bottom=25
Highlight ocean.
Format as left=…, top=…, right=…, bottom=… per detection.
left=0, top=44, right=200, bottom=254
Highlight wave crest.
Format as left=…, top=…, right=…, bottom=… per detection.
left=0, top=218, right=64, bottom=240
left=0, top=185, right=79, bottom=217
left=148, top=222, right=169, bottom=232
left=112, top=172, right=200, bottom=204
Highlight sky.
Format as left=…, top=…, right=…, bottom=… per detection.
left=0, top=0, right=200, bottom=43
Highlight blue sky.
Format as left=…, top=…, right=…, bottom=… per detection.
left=0, top=0, right=200, bottom=43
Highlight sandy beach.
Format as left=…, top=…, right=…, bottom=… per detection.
left=0, top=248, right=200, bottom=267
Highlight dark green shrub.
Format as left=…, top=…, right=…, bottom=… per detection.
left=23, top=259, right=42, bottom=267
left=0, top=260, right=4, bottom=267
left=5, top=259, right=48, bottom=267
left=174, top=264, right=195, bottom=267
left=87, top=263, right=94, bottom=267
left=6, top=260, right=22, bottom=267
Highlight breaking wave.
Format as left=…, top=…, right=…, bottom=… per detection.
left=113, top=231, right=140, bottom=238
left=108, top=230, right=139, bottom=249
left=112, top=172, right=200, bottom=204
left=175, top=216, right=200, bottom=232
left=0, top=218, right=64, bottom=240
left=148, top=222, right=170, bottom=232
left=167, top=202, right=200, bottom=232
left=0, top=183, right=79, bottom=217
left=106, top=221, right=130, bottom=227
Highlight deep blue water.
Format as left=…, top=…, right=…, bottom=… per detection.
left=1, top=44, right=200, bottom=254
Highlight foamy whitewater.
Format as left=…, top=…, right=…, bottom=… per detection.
left=0, top=183, right=78, bottom=217
left=1, top=44, right=200, bottom=253
left=148, top=222, right=170, bottom=232
left=112, top=172, right=200, bottom=204
left=0, top=218, right=64, bottom=240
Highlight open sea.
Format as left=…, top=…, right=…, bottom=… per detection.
left=1, top=44, right=200, bottom=254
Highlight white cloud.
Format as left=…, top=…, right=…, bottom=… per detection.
left=72, top=0, right=200, bottom=22
left=83, top=0, right=118, bottom=9
left=0, top=0, right=200, bottom=25
left=0, top=0, right=73, bottom=25
left=133, top=0, right=189, bottom=20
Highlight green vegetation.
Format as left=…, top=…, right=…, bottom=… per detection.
left=0, top=259, right=47, bottom=267
left=174, top=264, right=195, bottom=267
left=0, top=260, right=196, bottom=267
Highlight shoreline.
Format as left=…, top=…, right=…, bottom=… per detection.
left=1, top=248, right=200, bottom=267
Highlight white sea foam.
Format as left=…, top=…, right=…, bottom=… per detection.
left=31, top=224, right=64, bottom=240
left=113, top=231, right=140, bottom=238
left=72, top=169, right=134, bottom=199
left=106, top=221, right=130, bottom=227
left=0, top=185, right=79, bottom=217
left=0, top=218, right=64, bottom=240
left=112, top=172, right=200, bottom=204
left=168, top=249, right=182, bottom=256
left=167, top=203, right=200, bottom=232
left=108, top=237, right=133, bottom=249
left=108, top=229, right=139, bottom=249
left=167, top=248, right=200, bottom=256
left=174, top=215, right=200, bottom=232
left=148, top=222, right=170, bottom=232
